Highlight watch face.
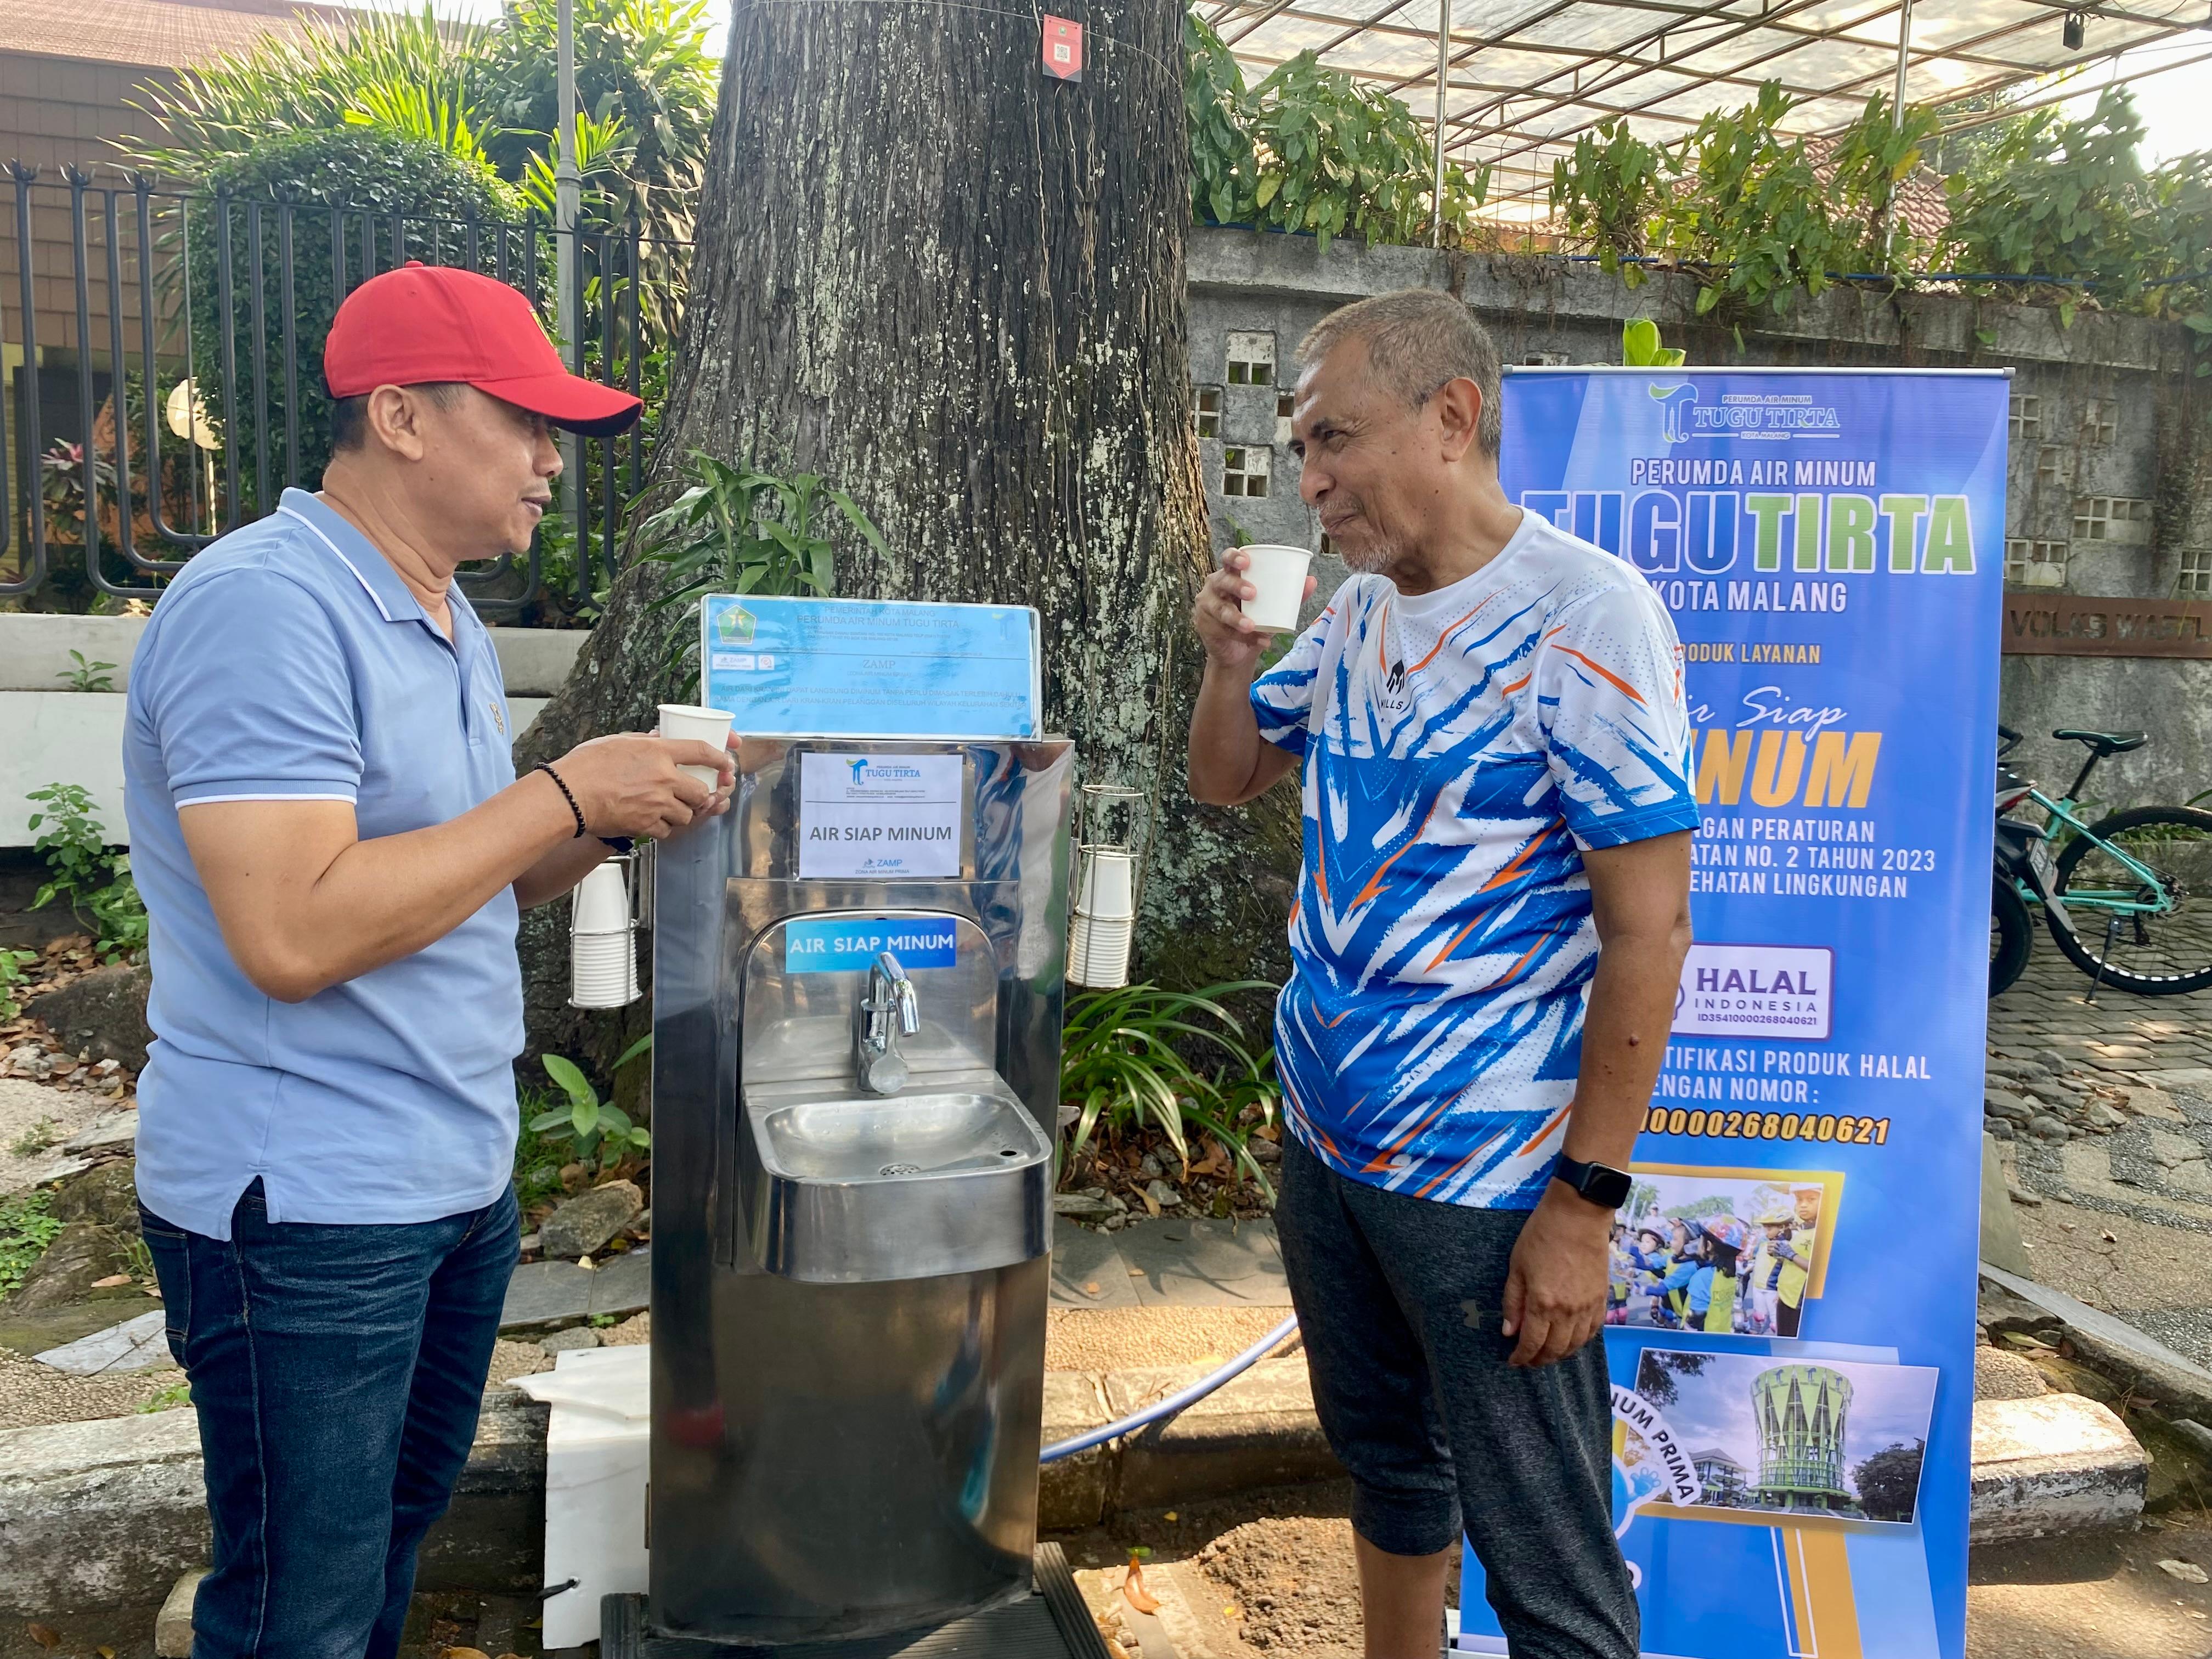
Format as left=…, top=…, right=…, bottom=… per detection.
left=1586, top=1163, right=1634, bottom=1209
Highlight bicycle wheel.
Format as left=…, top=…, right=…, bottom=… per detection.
left=2050, top=805, right=2212, bottom=995
left=1991, top=875, right=2033, bottom=997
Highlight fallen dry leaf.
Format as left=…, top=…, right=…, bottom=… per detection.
left=442, top=1647, right=493, bottom=1659
left=1141, top=1191, right=1162, bottom=1218
left=2160, top=1559, right=2209, bottom=1583
left=98, top=1648, right=116, bottom=1658
left=26, top=1625, right=60, bottom=1651
left=1104, top=1640, right=1133, bottom=1659
left=91, top=1273, right=131, bottom=1289
left=1084, top=1281, right=1101, bottom=1295
left=1122, top=1556, right=1161, bottom=1615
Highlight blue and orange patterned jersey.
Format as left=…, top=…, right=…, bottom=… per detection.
left=1250, top=511, right=1697, bottom=1209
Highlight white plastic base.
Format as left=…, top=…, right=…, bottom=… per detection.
left=513, top=1345, right=652, bottom=1649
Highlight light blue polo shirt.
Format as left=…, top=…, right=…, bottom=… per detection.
left=124, top=488, right=524, bottom=1239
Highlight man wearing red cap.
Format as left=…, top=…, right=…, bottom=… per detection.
left=122, top=263, right=711, bottom=1658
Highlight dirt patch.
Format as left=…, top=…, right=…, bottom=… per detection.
left=1968, top=1515, right=2212, bottom=1659
left=1194, top=1514, right=1365, bottom=1656
left=485, top=1339, right=554, bottom=1390
left=0, top=1343, right=183, bottom=1430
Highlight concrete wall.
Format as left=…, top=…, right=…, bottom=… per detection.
left=0, top=615, right=584, bottom=845
left=1186, top=230, right=2212, bottom=809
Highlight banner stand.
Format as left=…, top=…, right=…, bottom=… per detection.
left=1455, top=368, right=2008, bottom=1659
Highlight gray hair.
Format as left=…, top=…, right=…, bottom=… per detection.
left=1296, top=289, right=1503, bottom=456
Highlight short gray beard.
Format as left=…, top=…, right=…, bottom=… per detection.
left=1336, top=529, right=1403, bottom=577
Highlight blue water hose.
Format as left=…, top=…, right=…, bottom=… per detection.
left=1039, top=1314, right=1301, bottom=1464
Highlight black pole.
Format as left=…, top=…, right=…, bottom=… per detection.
left=2, top=163, right=47, bottom=594
left=66, top=167, right=104, bottom=585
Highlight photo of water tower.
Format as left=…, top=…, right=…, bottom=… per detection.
left=1629, top=1348, right=1938, bottom=1527
left=1750, top=1364, right=1855, bottom=1513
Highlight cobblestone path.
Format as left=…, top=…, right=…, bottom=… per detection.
left=1989, top=941, right=2212, bottom=1365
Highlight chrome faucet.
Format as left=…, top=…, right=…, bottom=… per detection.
left=856, top=951, right=920, bottom=1096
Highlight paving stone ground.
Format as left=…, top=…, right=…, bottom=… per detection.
left=1990, top=943, right=2212, bottom=1367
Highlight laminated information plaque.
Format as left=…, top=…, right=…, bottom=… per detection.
left=698, top=595, right=1042, bottom=738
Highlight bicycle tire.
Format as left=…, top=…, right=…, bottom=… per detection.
left=2050, top=804, right=2212, bottom=995
left=1990, top=875, right=2033, bottom=998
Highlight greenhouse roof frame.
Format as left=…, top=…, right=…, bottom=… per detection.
left=1198, top=0, right=2212, bottom=221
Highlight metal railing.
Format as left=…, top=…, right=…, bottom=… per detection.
left=1, top=165, right=689, bottom=619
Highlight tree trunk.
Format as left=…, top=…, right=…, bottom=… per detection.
left=514, top=0, right=1296, bottom=1085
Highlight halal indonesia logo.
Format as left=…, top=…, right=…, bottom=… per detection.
left=1650, top=382, right=1843, bottom=445
left=1673, top=943, right=1833, bottom=1040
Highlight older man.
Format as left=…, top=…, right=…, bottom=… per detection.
left=1189, top=290, right=1696, bottom=1659
left=123, top=263, right=730, bottom=1659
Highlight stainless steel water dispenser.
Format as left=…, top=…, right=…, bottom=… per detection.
left=647, top=736, right=1072, bottom=1647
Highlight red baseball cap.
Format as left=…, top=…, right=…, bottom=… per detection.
left=324, top=261, right=642, bottom=436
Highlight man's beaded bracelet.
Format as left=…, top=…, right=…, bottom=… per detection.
left=534, top=760, right=588, bottom=839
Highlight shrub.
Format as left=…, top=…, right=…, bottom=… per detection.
left=183, top=127, right=525, bottom=511
left=1186, top=14, right=1491, bottom=254
left=1060, top=981, right=1283, bottom=1192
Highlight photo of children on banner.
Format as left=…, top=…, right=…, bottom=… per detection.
left=1621, top=1350, right=1939, bottom=1528
left=1606, top=1169, right=1839, bottom=1337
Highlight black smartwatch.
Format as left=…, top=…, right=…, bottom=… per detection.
left=599, top=837, right=635, bottom=855
left=1552, top=1154, right=1633, bottom=1211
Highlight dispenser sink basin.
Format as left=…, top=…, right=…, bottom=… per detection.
left=742, top=1074, right=1051, bottom=1284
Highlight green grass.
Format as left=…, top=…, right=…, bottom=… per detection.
left=514, top=1084, right=572, bottom=1214
left=139, top=1380, right=193, bottom=1413
left=0, top=1192, right=63, bottom=1300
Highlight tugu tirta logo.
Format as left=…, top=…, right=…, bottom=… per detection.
left=1649, top=382, right=1699, bottom=444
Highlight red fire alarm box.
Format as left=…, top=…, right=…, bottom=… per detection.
left=1042, top=15, right=1084, bottom=81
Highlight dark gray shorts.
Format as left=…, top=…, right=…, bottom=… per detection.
left=1275, top=1136, right=1637, bottom=1659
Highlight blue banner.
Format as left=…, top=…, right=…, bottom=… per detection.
left=699, top=595, right=1041, bottom=738
left=1455, top=369, right=2007, bottom=1659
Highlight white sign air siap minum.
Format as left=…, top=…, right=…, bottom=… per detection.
left=1671, top=942, right=1833, bottom=1041
left=797, top=753, right=964, bottom=880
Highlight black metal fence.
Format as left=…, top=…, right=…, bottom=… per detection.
left=2, top=164, right=689, bottom=620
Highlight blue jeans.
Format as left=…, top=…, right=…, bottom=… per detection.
left=140, top=1179, right=520, bottom=1659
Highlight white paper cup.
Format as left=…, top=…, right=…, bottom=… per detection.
left=572, top=935, right=632, bottom=974
left=1237, top=544, right=1313, bottom=633
left=1069, top=915, right=1133, bottom=988
left=573, top=862, right=631, bottom=933
left=658, top=703, right=735, bottom=787
left=1077, top=851, right=1136, bottom=920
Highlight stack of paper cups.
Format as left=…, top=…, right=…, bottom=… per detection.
left=570, top=860, right=639, bottom=1008
left=1068, top=849, right=1136, bottom=989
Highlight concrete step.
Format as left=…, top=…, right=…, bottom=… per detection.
left=1970, top=1392, right=2149, bottom=1542
left=0, top=1356, right=2158, bottom=1617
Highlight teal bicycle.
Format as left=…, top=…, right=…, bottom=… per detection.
left=1991, top=725, right=2212, bottom=998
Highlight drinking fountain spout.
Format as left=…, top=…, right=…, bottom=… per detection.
left=856, top=950, right=920, bottom=1096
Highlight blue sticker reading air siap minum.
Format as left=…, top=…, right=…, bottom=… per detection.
left=785, top=916, right=960, bottom=973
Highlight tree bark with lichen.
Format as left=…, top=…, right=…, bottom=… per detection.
left=510, top=0, right=1295, bottom=1090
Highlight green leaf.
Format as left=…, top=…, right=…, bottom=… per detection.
left=528, top=1108, right=572, bottom=1134
left=569, top=1098, right=602, bottom=1138
left=542, top=1053, right=598, bottom=1113
left=613, top=1032, right=654, bottom=1070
